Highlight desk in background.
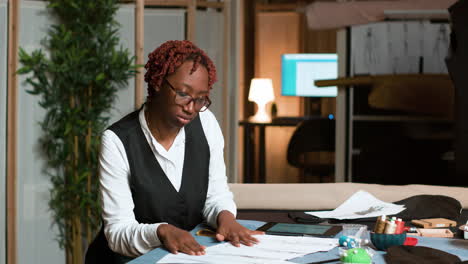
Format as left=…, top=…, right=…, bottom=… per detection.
left=239, top=118, right=302, bottom=183
left=239, top=116, right=331, bottom=183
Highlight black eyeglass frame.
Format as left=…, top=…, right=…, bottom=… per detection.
left=164, top=79, right=212, bottom=112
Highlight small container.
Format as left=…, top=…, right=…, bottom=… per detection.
left=370, top=232, right=407, bottom=251
left=342, top=224, right=367, bottom=237
left=458, top=224, right=468, bottom=239
left=340, top=248, right=372, bottom=264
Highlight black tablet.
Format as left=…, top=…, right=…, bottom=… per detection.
left=256, top=222, right=341, bottom=238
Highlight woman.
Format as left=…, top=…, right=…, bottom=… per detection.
left=86, top=40, right=262, bottom=263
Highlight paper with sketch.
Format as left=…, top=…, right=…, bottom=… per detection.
left=157, top=234, right=338, bottom=264
left=305, top=190, right=406, bottom=220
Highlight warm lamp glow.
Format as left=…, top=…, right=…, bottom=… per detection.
left=248, top=78, right=275, bottom=122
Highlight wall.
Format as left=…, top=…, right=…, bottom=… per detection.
left=255, top=12, right=302, bottom=183
left=304, top=28, right=337, bottom=117
left=0, top=2, right=7, bottom=264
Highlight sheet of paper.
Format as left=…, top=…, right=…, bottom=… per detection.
left=350, top=21, right=449, bottom=75
left=351, top=23, right=390, bottom=75
left=157, top=234, right=338, bottom=264
left=423, top=23, right=450, bottom=74
left=305, top=190, right=405, bottom=220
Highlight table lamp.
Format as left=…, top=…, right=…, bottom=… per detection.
left=248, top=78, right=275, bottom=122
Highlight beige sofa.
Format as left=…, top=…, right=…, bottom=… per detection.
left=229, top=183, right=468, bottom=210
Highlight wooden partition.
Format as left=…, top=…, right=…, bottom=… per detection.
left=6, top=0, right=19, bottom=263
left=1, top=3, right=7, bottom=263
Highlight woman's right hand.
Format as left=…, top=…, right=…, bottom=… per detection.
left=157, top=224, right=206, bottom=255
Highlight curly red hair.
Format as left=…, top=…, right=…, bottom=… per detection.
left=144, top=40, right=217, bottom=99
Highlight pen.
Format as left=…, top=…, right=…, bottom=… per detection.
left=307, top=258, right=341, bottom=264
left=196, top=228, right=216, bottom=237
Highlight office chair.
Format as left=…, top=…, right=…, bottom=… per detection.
left=287, top=118, right=335, bottom=183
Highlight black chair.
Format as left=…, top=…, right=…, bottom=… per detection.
left=287, top=118, right=335, bottom=183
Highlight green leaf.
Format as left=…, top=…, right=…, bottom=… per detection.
left=16, top=66, right=32, bottom=75
left=95, top=73, right=105, bottom=81
left=64, top=123, right=72, bottom=136
left=26, top=89, right=41, bottom=95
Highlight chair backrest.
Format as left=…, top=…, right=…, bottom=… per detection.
left=287, top=118, right=335, bottom=168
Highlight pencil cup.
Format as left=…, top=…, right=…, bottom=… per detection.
left=342, top=224, right=367, bottom=237
left=370, top=232, right=406, bottom=251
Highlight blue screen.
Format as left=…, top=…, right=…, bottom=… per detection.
left=282, top=53, right=338, bottom=97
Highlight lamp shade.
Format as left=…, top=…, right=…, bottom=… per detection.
left=248, top=78, right=275, bottom=104
left=248, top=78, right=275, bottom=122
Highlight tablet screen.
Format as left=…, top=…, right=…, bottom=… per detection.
left=269, top=223, right=331, bottom=234
left=257, top=222, right=341, bottom=237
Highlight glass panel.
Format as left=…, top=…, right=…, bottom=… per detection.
left=17, top=2, right=64, bottom=264
left=143, top=8, right=186, bottom=102
left=16, top=2, right=138, bottom=263
left=109, top=4, right=137, bottom=124
left=196, top=9, right=224, bottom=122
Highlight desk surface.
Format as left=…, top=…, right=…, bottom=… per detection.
left=239, top=116, right=332, bottom=127
left=128, top=219, right=468, bottom=264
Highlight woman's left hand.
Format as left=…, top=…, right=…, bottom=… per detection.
left=215, top=210, right=264, bottom=247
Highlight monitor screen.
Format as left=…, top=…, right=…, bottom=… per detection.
left=281, top=53, right=338, bottom=97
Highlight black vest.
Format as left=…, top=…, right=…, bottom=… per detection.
left=85, top=110, right=210, bottom=264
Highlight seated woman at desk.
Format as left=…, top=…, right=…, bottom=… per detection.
left=86, top=40, right=262, bottom=263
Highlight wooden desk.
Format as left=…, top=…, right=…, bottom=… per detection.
left=239, top=117, right=325, bottom=183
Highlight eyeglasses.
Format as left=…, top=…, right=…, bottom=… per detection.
left=164, top=79, right=211, bottom=112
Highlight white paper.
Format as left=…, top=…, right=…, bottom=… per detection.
left=350, top=21, right=449, bottom=75
left=305, top=190, right=405, bottom=220
left=351, top=23, right=390, bottom=75
left=423, top=23, right=450, bottom=74
left=157, top=234, right=338, bottom=264
left=386, top=22, right=422, bottom=74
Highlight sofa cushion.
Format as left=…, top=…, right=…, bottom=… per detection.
left=229, top=183, right=468, bottom=210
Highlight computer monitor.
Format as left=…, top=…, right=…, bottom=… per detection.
left=281, top=53, right=338, bottom=97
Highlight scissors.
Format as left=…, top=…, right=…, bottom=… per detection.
left=195, top=228, right=216, bottom=237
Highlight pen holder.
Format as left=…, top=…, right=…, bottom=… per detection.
left=370, top=232, right=406, bottom=251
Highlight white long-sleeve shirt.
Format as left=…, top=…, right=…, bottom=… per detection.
left=99, top=106, right=237, bottom=257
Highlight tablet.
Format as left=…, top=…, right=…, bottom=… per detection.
left=256, top=222, right=341, bottom=237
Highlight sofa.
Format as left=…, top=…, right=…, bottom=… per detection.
left=229, top=183, right=468, bottom=210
